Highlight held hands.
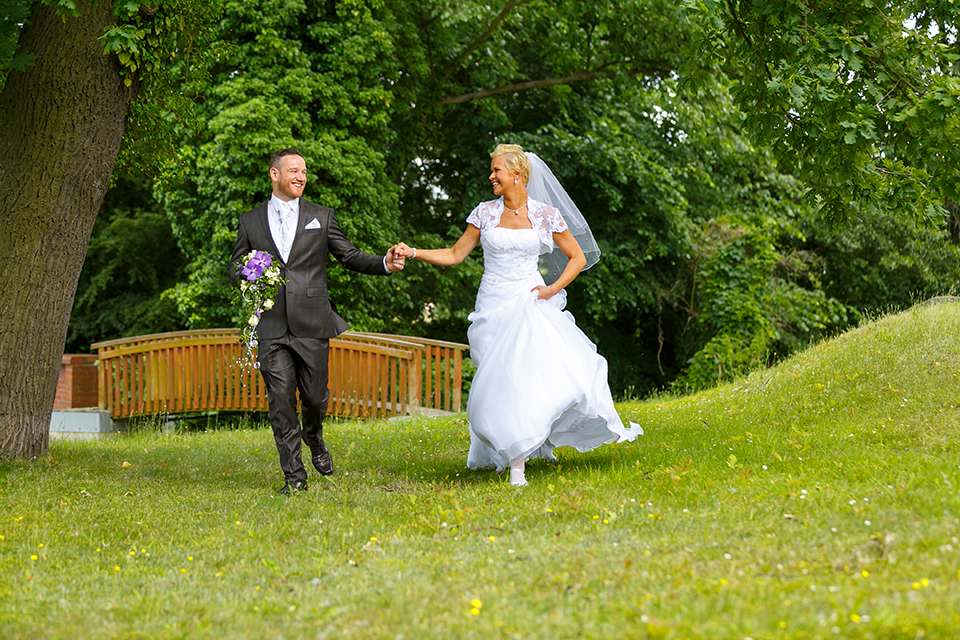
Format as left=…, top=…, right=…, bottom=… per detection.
left=393, top=242, right=415, bottom=259
left=386, top=244, right=405, bottom=272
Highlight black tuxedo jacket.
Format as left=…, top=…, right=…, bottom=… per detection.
left=230, top=198, right=388, bottom=340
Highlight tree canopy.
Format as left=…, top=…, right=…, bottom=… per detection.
left=682, top=0, right=960, bottom=221
left=5, top=0, right=960, bottom=460
left=133, top=0, right=960, bottom=397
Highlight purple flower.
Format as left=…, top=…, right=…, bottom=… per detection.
left=240, top=251, right=272, bottom=281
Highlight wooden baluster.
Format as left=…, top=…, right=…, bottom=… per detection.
left=433, top=347, right=442, bottom=410
left=114, top=354, right=123, bottom=418
left=388, top=355, right=397, bottom=416
left=96, top=353, right=107, bottom=414
left=443, top=347, right=452, bottom=412
left=328, top=343, right=339, bottom=417
left=379, top=349, right=388, bottom=418
left=423, top=344, right=432, bottom=410
left=453, top=348, right=463, bottom=412
left=398, top=356, right=407, bottom=416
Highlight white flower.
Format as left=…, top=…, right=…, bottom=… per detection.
left=248, top=314, right=259, bottom=327
left=263, top=299, right=274, bottom=310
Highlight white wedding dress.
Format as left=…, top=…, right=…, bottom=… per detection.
left=465, top=197, right=642, bottom=471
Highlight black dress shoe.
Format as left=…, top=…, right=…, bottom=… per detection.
left=277, top=480, right=308, bottom=495
left=311, top=449, right=334, bottom=476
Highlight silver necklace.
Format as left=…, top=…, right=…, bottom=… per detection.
left=503, top=201, right=528, bottom=215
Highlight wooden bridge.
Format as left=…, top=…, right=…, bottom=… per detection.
left=91, top=329, right=468, bottom=421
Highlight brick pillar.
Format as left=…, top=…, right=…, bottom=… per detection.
left=53, top=354, right=99, bottom=409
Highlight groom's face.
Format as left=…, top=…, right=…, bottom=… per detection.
left=271, top=154, right=307, bottom=201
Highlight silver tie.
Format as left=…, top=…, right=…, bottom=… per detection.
left=279, top=203, right=295, bottom=261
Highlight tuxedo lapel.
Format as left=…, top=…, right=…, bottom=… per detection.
left=287, top=200, right=321, bottom=264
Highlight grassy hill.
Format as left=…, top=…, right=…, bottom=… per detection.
left=1, top=302, right=959, bottom=639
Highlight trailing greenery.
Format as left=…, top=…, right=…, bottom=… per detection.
left=4, top=302, right=960, bottom=638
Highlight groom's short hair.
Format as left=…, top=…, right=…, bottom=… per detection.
left=270, top=148, right=304, bottom=170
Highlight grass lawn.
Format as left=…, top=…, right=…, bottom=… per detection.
left=2, top=302, right=960, bottom=639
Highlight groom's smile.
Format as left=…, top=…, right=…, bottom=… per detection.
left=271, top=154, right=308, bottom=201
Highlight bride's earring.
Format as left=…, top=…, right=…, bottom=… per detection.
left=514, top=178, right=518, bottom=184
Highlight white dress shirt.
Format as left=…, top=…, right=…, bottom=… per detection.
left=268, top=195, right=298, bottom=263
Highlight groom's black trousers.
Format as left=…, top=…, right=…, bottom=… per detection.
left=256, top=333, right=330, bottom=485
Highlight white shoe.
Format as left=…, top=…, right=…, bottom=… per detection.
left=510, top=468, right=527, bottom=486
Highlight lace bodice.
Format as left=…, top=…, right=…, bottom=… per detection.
left=477, top=228, right=542, bottom=289
left=466, top=197, right=568, bottom=256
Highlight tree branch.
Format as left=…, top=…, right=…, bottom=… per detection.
left=442, top=0, right=533, bottom=82
left=725, top=0, right=752, bottom=47
left=439, top=63, right=666, bottom=105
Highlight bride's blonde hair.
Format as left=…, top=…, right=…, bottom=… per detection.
left=490, top=144, right=531, bottom=186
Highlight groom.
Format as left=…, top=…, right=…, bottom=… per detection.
left=231, top=148, right=404, bottom=494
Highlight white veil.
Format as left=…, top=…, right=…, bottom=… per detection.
left=525, top=152, right=601, bottom=285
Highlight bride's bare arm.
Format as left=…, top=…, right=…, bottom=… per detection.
left=396, top=225, right=481, bottom=266
left=532, top=230, right=587, bottom=299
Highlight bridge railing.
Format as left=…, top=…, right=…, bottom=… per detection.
left=338, top=332, right=466, bottom=414
left=92, top=329, right=468, bottom=420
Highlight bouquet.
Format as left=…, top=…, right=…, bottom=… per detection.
left=233, top=250, right=285, bottom=368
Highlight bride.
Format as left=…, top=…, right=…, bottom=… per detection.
left=395, top=144, right=641, bottom=486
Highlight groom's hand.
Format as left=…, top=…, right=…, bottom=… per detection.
left=386, top=244, right=405, bottom=272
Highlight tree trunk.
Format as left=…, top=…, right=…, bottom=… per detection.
left=0, top=1, right=131, bottom=459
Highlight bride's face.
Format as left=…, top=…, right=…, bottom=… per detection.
left=489, top=156, right=518, bottom=196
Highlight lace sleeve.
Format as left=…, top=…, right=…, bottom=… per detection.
left=466, top=204, right=483, bottom=229
left=543, top=205, right=568, bottom=234
left=466, top=199, right=502, bottom=231
left=527, top=199, right=566, bottom=255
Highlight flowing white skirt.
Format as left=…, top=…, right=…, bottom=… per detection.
left=465, top=286, right=641, bottom=471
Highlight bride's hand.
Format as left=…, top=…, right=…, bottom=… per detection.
left=394, top=242, right=413, bottom=259
left=531, top=285, right=557, bottom=300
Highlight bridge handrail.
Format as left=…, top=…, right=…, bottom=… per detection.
left=91, top=329, right=467, bottom=420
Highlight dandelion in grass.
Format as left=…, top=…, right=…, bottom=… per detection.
left=489, top=536, right=496, bottom=542
left=470, top=598, right=483, bottom=616
left=30, top=554, right=37, bottom=561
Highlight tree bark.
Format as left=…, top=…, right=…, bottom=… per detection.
left=0, top=1, right=131, bottom=459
